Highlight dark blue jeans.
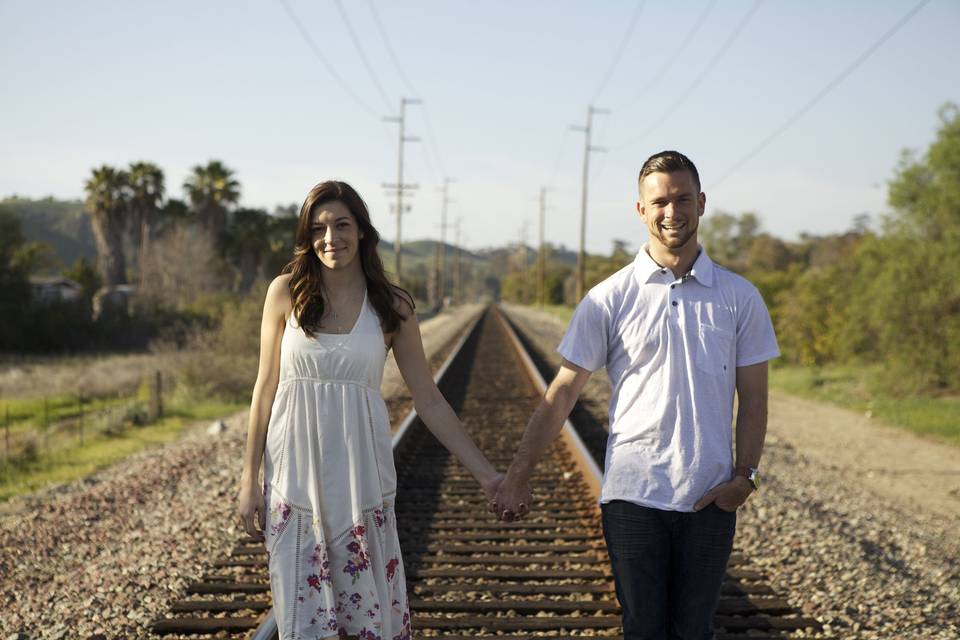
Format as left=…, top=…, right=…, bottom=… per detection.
left=601, top=500, right=737, bottom=640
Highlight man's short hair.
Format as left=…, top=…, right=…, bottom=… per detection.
left=638, top=150, right=701, bottom=195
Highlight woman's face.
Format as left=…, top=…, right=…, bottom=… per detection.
left=310, top=200, right=363, bottom=271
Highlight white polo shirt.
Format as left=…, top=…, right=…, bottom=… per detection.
left=557, top=246, right=780, bottom=512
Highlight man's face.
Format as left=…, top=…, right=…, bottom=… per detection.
left=637, top=170, right=705, bottom=251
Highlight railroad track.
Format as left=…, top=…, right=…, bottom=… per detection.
left=150, top=306, right=819, bottom=639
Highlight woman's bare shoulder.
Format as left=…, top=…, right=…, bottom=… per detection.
left=390, top=285, right=416, bottom=317
left=265, top=274, right=294, bottom=314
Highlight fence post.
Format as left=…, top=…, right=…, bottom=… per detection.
left=43, top=398, right=49, bottom=454
left=78, top=393, right=84, bottom=446
left=152, top=370, right=163, bottom=420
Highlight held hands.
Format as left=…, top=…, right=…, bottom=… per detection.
left=490, top=471, right=533, bottom=522
left=480, top=471, right=506, bottom=505
left=693, top=476, right=754, bottom=512
left=237, top=480, right=266, bottom=542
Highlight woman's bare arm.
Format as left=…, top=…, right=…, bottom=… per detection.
left=237, top=274, right=291, bottom=540
left=391, top=305, right=501, bottom=498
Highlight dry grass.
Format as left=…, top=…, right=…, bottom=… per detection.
left=0, top=351, right=188, bottom=401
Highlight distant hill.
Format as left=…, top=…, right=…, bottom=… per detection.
left=5, top=195, right=591, bottom=280
left=1, top=196, right=96, bottom=270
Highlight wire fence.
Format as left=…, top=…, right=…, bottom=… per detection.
left=1, top=370, right=166, bottom=470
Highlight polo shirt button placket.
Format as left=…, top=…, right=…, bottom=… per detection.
left=669, top=274, right=680, bottom=315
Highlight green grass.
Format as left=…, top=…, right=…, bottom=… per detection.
left=540, top=304, right=574, bottom=324
left=0, top=390, right=141, bottom=434
left=770, top=363, right=960, bottom=446
left=0, top=395, right=245, bottom=501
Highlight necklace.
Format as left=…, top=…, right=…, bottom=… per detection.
left=325, top=290, right=365, bottom=333
left=330, top=305, right=342, bottom=333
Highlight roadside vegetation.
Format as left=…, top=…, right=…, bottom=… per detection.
left=0, top=291, right=262, bottom=500
left=523, top=105, right=960, bottom=446
left=0, top=159, right=279, bottom=499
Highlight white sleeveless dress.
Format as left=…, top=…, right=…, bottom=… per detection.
left=263, top=292, right=410, bottom=640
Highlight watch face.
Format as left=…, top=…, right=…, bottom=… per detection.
left=749, top=469, right=760, bottom=490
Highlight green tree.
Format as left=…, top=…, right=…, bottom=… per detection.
left=128, top=161, right=165, bottom=283
left=84, top=165, right=130, bottom=286
left=62, top=256, right=102, bottom=302
left=856, top=104, right=960, bottom=390
left=699, top=211, right=760, bottom=271
left=227, top=208, right=270, bottom=292
left=184, top=160, right=240, bottom=248
left=0, top=208, right=33, bottom=349
left=264, top=206, right=298, bottom=277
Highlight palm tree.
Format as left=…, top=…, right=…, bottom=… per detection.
left=84, top=165, right=129, bottom=286
left=128, top=162, right=165, bottom=285
left=227, top=208, right=270, bottom=292
left=183, top=160, right=240, bottom=249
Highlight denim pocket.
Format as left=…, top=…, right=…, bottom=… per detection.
left=601, top=501, right=664, bottom=560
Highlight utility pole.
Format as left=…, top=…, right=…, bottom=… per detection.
left=382, top=97, right=421, bottom=283
left=437, top=177, right=454, bottom=303
left=520, top=220, right=533, bottom=303
left=571, top=104, right=608, bottom=301
left=454, top=217, right=463, bottom=303
left=538, top=186, right=548, bottom=308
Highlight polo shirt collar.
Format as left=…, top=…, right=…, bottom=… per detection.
left=634, top=244, right=716, bottom=287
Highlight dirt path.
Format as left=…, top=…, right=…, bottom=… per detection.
left=769, top=391, right=960, bottom=522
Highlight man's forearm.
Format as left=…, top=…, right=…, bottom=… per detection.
left=509, top=386, right=578, bottom=481
left=734, top=395, right=767, bottom=469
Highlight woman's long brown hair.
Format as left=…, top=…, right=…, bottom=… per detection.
left=282, top=181, right=413, bottom=338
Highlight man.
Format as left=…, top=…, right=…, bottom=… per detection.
left=493, top=150, right=780, bottom=639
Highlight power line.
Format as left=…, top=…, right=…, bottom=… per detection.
left=277, top=0, right=383, bottom=119
left=590, top=0, right=647, bottom=104
left=618, top=0, right=718, bottom=111
left=610, top=0, right=763, bottom=152
left=332, top=0, right=395, bottom=112
left=417, top=109, right=449, bottom=180
left=546, top=128, right=571, bottom=187
left=572, top=105, right=609, bottom=302
left=709, top=0, right=932, bottom=190
left=366, top=0, right=419, bottom=98
left=382, top=97, right=422, bottom=283
left=365, top=0, right=448, bottom=178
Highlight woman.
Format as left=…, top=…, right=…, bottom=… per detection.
left=237, top=181, right=501, bottom=640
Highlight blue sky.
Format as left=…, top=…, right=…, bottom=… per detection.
left=1, top=0, right=957, bottom=254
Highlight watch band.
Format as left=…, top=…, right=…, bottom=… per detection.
left=735, top=466, right=759, bottom=491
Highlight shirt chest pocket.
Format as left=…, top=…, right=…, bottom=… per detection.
left=696, top=323, right=733, bottom=376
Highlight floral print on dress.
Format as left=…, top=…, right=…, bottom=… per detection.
left=269, top=499, right=292, bottom=536
left=392, top=610, right=411, bottom=640
left=308, top=543, right=332, bottom=586
left=271, top=503, right=408, bottom=639
left=311, top=606, right=338, bottom=632
left=343, top=523, right=371, bottom=583
left=385, top=558, right=399, bottom=582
